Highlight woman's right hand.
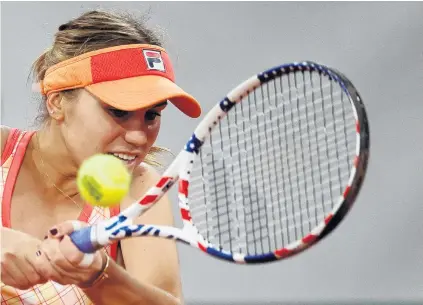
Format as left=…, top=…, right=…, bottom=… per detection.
left=0, top=227, right=51, bottom=290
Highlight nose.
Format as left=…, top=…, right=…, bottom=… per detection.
left=124, top=129, right=147, bottom=147
left=122, top=112, right=151, bottom=147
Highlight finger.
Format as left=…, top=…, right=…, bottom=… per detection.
left=41, top=238, right=75, bottom=270
left=47, top=220, right=88, bottom=239
left=48, top=221, right=96, bottom=268
left=24, top=254, right=48, bottom=285
left=1, top=253, right=44, bottom=289
left=60, top=235, right=97, bottom=269
left=41, top=236, right=101, bottom=285
left=34, top=243, right=76, bottom=284
left=0, top=262, right=30, bottom=290
left=38, top=238, right=81, bottom=283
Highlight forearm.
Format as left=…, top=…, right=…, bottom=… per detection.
left=82, top=259, right=181, bottom=305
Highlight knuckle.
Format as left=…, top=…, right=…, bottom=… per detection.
left=2, top=252, right=17, bottom=262
left=14, top=280, right=32, bottom=290
left=37, top=265, right=51, bottom=279
left=68, top=253, right=81, bottom=265
left=51, top=252, right=62, bottom=265
left=1, top=261, right=8, bottom=270
left=27, top=273, right=42, bottom=285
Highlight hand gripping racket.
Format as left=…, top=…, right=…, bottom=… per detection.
left=70, top=61, right=370, bottom=264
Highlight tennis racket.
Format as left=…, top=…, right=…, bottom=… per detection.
left=70, top=61, right=370, bottom=264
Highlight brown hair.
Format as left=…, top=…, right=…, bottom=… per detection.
left=31, top=9, right=170, bottom=167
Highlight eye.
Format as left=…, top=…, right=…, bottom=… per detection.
left=145, top=110, right=161, bottom=121
left=108, top=108, right=130, bottom=119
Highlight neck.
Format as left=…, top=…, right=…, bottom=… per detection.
left=31, top=123, right=79, bottom=198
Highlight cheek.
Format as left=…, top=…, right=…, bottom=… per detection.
left=138, top=121, right=161, bottom=162
left=63, top=111, right=120, bottom=159
left=146, top=120, right=161, bottom=145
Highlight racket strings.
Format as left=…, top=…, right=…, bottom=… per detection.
left=189, top=70, right=357, bottom=255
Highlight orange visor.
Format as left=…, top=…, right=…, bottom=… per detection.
left=40, top=44, right=202, bottom=118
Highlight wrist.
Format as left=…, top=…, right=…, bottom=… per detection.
left=78, top=250, right=110, bottom=289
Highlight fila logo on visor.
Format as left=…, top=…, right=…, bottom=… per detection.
left=143, top=50, right=166, bottom=72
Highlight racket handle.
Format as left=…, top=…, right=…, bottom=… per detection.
left=69, top=227, right=97, bottom=253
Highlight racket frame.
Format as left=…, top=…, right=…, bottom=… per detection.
left=70, top=61, right=370, bottom=264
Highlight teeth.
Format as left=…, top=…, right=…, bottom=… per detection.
left=112, top=153, right=136, bottom=161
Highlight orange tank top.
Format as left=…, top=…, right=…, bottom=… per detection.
left=1, top=129, right=120, bottom=305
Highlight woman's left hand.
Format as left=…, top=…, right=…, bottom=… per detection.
left=36, top=220, right=106, bottom=287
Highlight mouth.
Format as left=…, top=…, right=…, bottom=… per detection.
left=107, top=152, right=139, bottom=166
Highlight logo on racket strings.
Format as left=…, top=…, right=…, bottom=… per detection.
left=143, top=50, right=166, bottom=72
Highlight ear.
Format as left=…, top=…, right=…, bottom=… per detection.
left=46, top=93, right=65, bottom=121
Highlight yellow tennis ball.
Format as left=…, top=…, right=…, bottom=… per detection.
left=77, top=154, right=131, bottom=208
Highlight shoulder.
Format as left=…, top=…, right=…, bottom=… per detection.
left=117, top=164, right=181, bottom=298
left=132, top=162, right=161, bottom=188
left=121, top=163, right=162, bottom=209
left=120, top=162, right=175, bottom=225
left=1, top=125, right=12, bottom=154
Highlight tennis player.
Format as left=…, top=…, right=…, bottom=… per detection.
left=1, top=10, right=201, bottom=305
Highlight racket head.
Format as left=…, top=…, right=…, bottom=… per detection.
left=177, top=61, right=370, bottom=263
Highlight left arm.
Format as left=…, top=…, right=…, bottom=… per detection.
left=81, top=257, right=181, bottom=305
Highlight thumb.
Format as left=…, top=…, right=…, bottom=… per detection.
left=49, top=221, right=97, bottom=268
left=47, top=220, right=89, bottom=239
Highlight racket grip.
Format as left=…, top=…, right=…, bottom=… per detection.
left=69, top=227, right=97, bottom=254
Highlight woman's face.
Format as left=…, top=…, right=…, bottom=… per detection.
left=59, top=89, right=167, bottom=171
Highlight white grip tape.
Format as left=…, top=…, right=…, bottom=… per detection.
left=79, top=253, right=95, bottom=267
left=71, top=221, right=83, bottom=231
left=71, top=221, right=94, bottom=267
